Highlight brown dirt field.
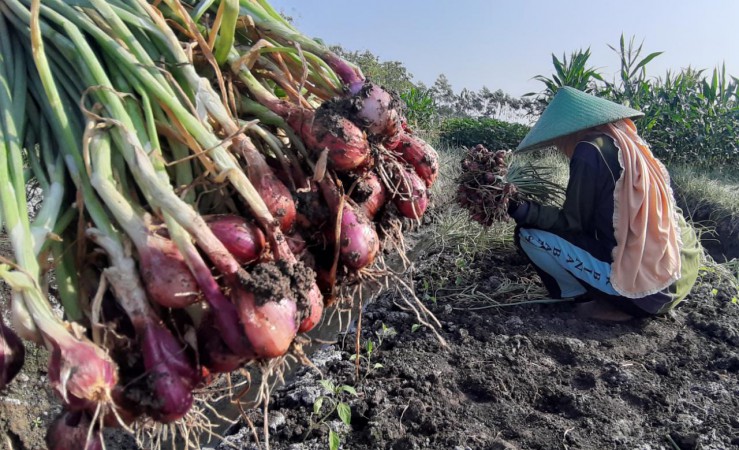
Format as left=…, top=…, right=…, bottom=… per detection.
left=1, top=206, right=737, bottom=450
left=213, top=245, right=739, bottom=450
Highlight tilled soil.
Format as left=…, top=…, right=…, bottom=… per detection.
left=3, top=229, right=739, bottom=450
left=216, top=249, right=739, bottom=450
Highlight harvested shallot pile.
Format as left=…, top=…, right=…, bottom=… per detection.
left=0, top=0, right=438, bottom=448
left=457, top=144, right=565, bottom=225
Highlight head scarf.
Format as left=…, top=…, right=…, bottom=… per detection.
left=597, top=119, right=682, bottom=298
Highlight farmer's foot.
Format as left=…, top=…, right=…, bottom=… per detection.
left=575, top=298, right=634, bottom=322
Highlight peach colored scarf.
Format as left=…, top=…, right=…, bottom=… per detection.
left=596, top=119, right=682, bottom=298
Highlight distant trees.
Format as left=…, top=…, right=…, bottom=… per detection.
left=330, top=45, right=536, bottom=128
left=330, top=46, right=415, bottom=94
left=529, top=35, right=739, bottom=167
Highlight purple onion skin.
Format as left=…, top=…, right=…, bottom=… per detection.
left=0, top=322, right=25, bottom=390
left=140, top=322, right=196, bottom=423
left=352, top=82, right=401, bottom=143
left=339, top=203, right=380, bottom=271
left=47, top=338, right=118, bottom=411
left=46, top=410, right=103, bottom=450
left=235, top=288, right=298, bottom=359
left=204, top=214, right=266, bottom=266
left=138, top=234, right=201, bottom=308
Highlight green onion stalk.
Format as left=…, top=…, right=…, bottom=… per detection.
left=21, top=0, right=257, bottom=421
left=18, top=0, right=318, bottom=357
left=100, top=64, right=253, bottom=359
left=0, top=6, right=118, bottom=414
left=185, top=0, right=345, bottom=100
left=10, top=2, right=211, bottom=431
left=9, top=0, right=199, bottom=426
left=234, top=0, right=362, bottom=93
left=16, top=0, right=245, bottom=280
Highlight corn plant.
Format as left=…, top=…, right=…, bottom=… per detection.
left=527, top=48, right=604, bottom=105
left=601, top=34, right=663, bottom=109
left=530, top=35, right=739, bottom=169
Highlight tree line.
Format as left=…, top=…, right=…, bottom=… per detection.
left=330, top=46, right=538, bottom=128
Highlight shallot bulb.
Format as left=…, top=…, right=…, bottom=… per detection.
left=298, top=283, right=324, bottom=333
left=198, top=317, right=253, bottom=374
left=234, top=263, right=299, bottom=359
left=392, top=169, right=429, bottom=220
left=138, top=234, right=200, bottom=308
left=388, top=132, right=439, bottom=188
left=354, top=171, right=388, bottom=220
left=289, top=109, right=371, bottom=172
left=338, top=202, right=380, bottom=271
left=47, top=336, right=118, bottom=411
left=140, top=322, right=197, bottom=423
left=349, top=82, right=402, bottom=144
left=235, top=290, right=297, bottom=359
left=205, top=215, right=266, bottom=266
left=0, top=322, right=24, bottom=390
left=46, top=410, right=102, bottom=450
left=239, top=140, right=297, bottom=233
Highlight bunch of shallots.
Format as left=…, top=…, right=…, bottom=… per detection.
left=0, top=0, right=439, bottom=447
left=457, top=144, right=564, bottom=225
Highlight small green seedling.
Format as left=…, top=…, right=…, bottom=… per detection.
left=307, top=380, right=358, bottom=449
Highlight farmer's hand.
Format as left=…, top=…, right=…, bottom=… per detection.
left=507, top=199, right=529, bottom=222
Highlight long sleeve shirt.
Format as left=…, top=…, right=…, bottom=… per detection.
left=516, top=135, right=622, bottom=262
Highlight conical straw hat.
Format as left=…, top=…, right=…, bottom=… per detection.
left=516, top=87, right=644, bottom=152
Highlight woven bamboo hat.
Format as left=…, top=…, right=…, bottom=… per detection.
left=516, top=87, right=644, bottom=152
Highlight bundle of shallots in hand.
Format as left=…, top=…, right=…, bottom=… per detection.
left=457, top=144, right=564, bottom=226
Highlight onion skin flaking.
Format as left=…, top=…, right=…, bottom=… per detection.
left=47, top=334, right=118, bottom=411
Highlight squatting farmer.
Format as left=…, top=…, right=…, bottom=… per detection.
left=508, top=87, right=701, bottom=321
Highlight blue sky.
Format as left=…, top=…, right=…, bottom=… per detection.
left=268, top=0, right=739, bottom=97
